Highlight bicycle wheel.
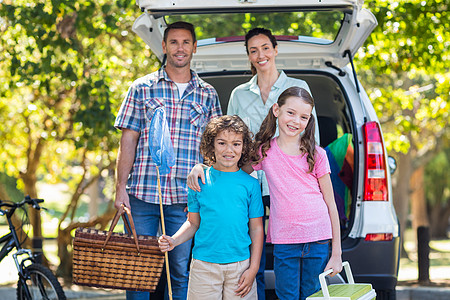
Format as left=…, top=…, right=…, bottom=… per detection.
left=17, top=263, right=66, bottom=300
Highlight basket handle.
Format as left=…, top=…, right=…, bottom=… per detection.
left=318, top=261, right=354, bottom=299
left=102, top=204, right=141, bottom=254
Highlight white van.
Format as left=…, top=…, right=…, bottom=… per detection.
left=132, top=1, right=400, bottom=299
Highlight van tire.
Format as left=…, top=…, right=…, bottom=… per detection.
left=375, top=289, right=396, bottom=300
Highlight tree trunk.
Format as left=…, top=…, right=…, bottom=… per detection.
left=19, top=171, right=50, bottom=265
left=56, top=227, right=74, bottom=281
left=392, top=151, right=412, bottom=258
left=19, top=136, right=47, bottom=265
left=87, top=177, right=100, bottom=218
left=20, top=173, right=41, bottom=237
left=410, top=167, right=431, bottom=283
left=429, top=202, right=450, bottom=238
left=0, top=183, right=32, bottom=249
left=410, top=167, right=429, bottom=230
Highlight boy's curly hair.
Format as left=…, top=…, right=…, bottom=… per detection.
left=200, top=115, right=255, bottom=168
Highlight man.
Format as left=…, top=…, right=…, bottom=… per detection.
left=114, top=21, right=222, bottom=300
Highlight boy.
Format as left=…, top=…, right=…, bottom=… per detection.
left=159, top=115, right=264, bottom=300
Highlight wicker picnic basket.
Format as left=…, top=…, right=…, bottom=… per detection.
left=72, top=206, right=164, bottom=292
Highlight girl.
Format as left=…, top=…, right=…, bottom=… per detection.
left=188, top=87, right=342, bottom=300
left=227, top=27, right=318, bottom=300
left=159, top=115, right=264, bottom=300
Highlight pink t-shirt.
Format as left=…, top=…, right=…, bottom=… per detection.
left=253, top=138, right=332, bottom=244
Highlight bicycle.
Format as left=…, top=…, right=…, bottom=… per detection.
left=0, top=195, right=66, bottom=300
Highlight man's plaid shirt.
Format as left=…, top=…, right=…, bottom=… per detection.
left=114, top=68, right=222, bottom=205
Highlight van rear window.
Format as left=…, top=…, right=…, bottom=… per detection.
left=166, top=11, right=344, bottom=44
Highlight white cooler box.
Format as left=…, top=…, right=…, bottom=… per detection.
left=306, top=261, right=376, bottom=300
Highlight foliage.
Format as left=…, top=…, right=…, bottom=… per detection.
left=425, top=148, right=450, bottom=207
left=425, top=147, right=450, bottom=237
left=356, top=0, right=449, bottom=243
left=0, top=172, right=24, bottom=203
left=0, top=0, right=157, bottom=195
left=358, top=0, right=449, bottom=156
left=0, top=0, right=159, bottom=274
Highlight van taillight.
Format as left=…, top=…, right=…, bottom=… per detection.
left=365, top=233, right=393, bottom=241
left=363, top=121, right=388, bottom=201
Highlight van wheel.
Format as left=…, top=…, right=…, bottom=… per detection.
left=375, top=289, right=396, bottom=300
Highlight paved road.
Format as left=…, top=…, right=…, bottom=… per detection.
left=1, top=286, right=450, bottom=299
left=396, top=286, right=450, bottom=300
left=0, top=287, right=125, bottom=299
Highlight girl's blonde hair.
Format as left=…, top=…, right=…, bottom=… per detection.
left=200, top=115, right=255, bottom=168
left=254, top=86, right=316, bottom=172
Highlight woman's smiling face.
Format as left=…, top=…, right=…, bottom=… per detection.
left=246, top=34, right=278, bottom=73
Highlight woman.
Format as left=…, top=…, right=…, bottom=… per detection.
left=227, top=27, right=317, bottom=300
left=228, top=27, right=313, bottom=134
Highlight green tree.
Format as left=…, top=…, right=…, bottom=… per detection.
left=0, top=0, right=159, bottom=277
left=358, top=0, right=450, bottom=251
left=425, top=148, right=450, bottom=238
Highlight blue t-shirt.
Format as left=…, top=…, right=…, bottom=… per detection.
left=188, top=166, right=263, bottom=264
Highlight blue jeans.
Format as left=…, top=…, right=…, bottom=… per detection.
left=126, top=195, right=192, bottom=300
left=273, top=240, right=330, bottom=300
left=256, top=196, right=270, bottom=300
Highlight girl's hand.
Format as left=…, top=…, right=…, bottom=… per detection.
left=187, top=164, right=207, bottom=192
left=158, top=235, right=175, bottom=252
left=324, top=255, right=343, bottom=277
left=235, top=268, right=257, bottom=297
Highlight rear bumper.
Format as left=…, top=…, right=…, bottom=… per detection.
left=342, top=236, right=400, bottom=290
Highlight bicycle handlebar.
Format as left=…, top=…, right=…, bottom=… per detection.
left=0, top=196, right=44, bottom=213
left=24, top=195, right=44, bottom=210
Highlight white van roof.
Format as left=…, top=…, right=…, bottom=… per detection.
left=132, top=0, right=377, bottom=72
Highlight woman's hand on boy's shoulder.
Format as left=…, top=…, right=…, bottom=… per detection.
left=158, top=235, right=175, bottom=252
left=235, top=267, right=257, bottom=297
left=187, top=163, right=207, bottom=192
